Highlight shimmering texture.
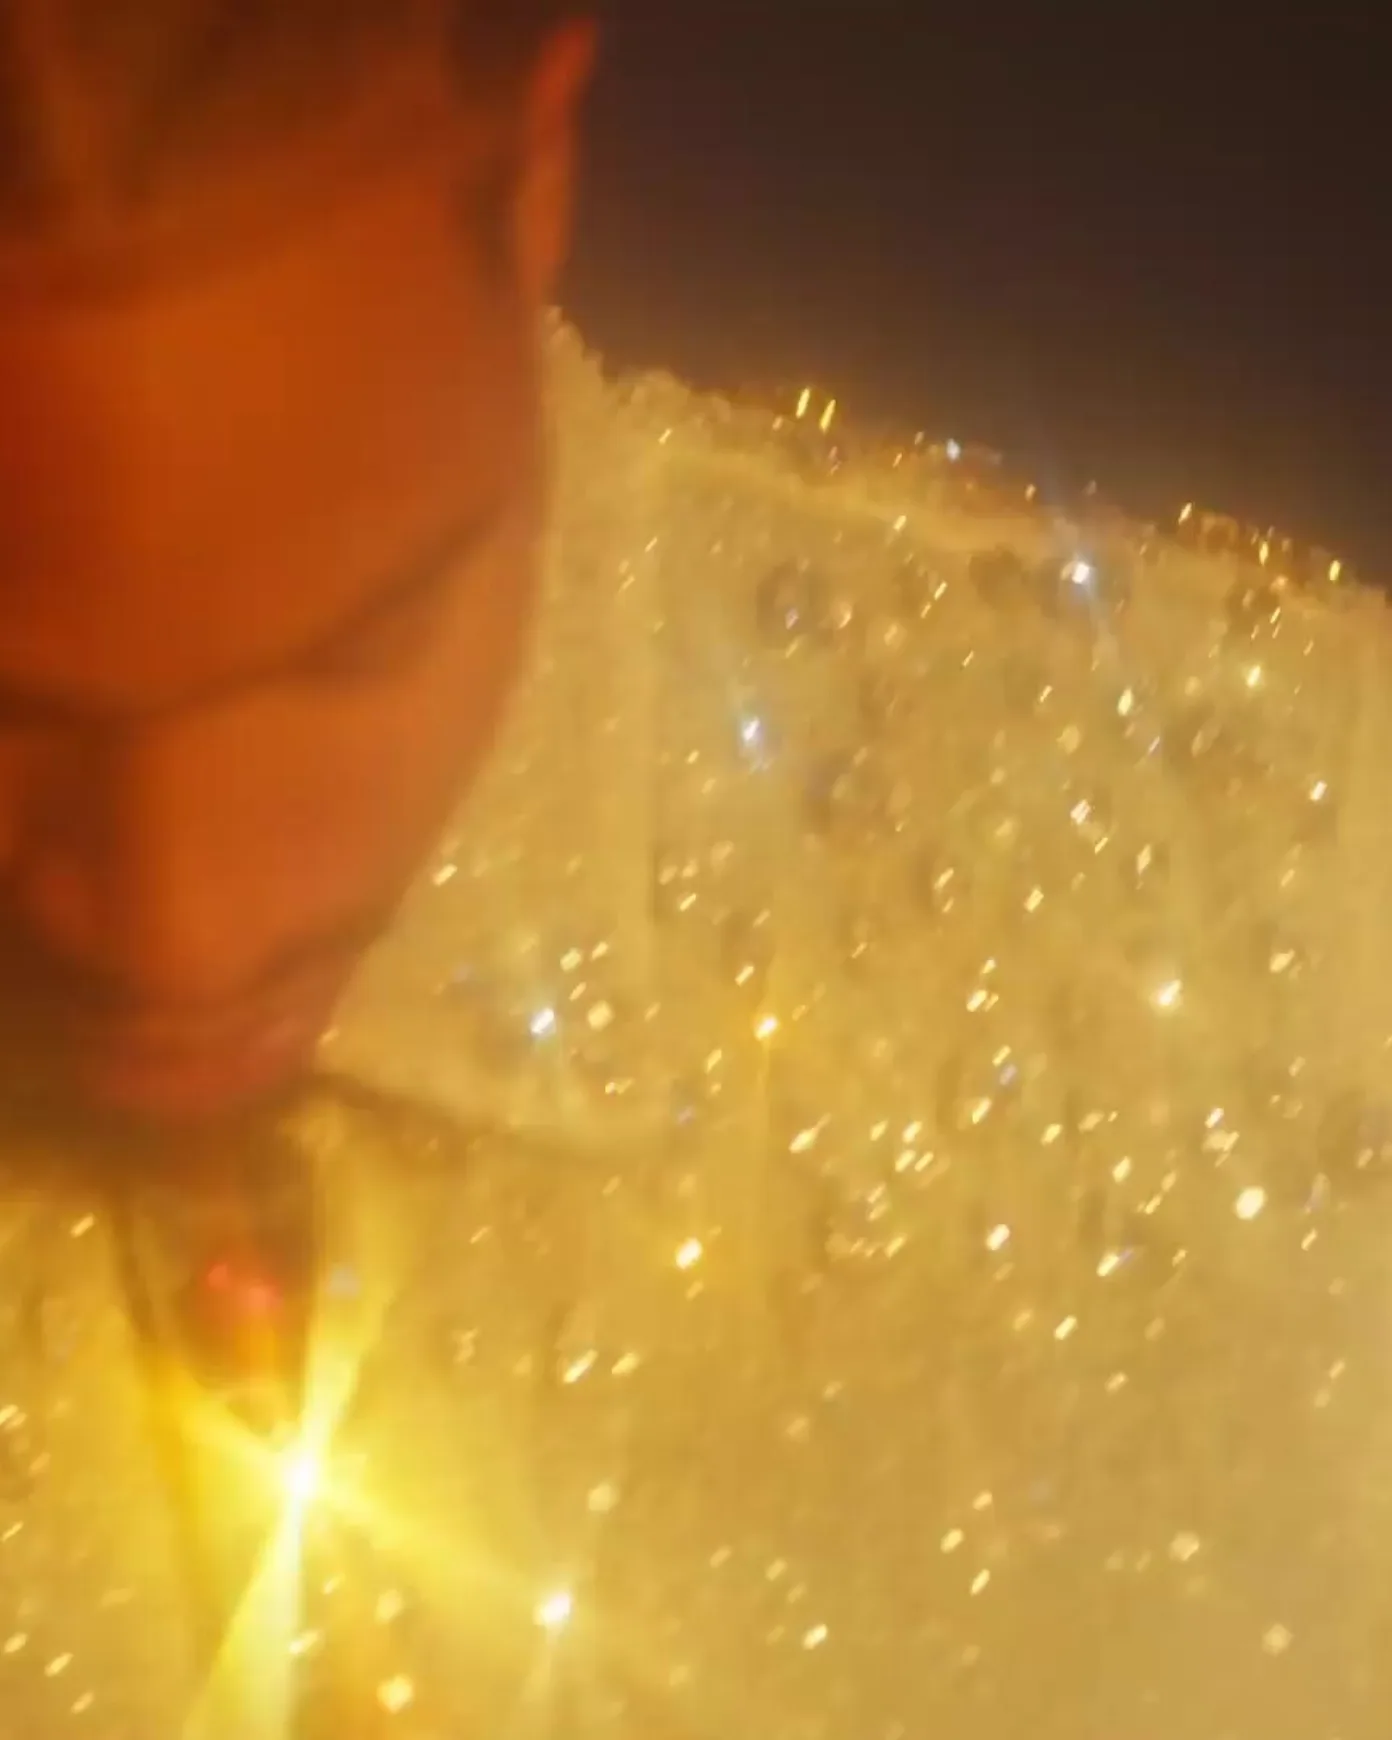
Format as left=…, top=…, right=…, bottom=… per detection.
left=2, top=318, right=1391, bottom=1736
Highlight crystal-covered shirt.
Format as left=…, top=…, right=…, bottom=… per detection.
left=2, top=321, right=1390, bottom=1738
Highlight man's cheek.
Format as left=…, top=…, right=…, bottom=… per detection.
left=284, top=715, right=472, bottom=904
left=0, top=753, right=24, bottom=871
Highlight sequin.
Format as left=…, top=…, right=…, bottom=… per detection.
left=755, top=559, right=835, bottom=651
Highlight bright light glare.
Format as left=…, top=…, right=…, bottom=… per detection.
left=283, top=1451, right=321, bottom=1507
left=535, top=1590, right=574, bottom=1632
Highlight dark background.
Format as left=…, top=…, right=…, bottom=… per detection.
left=565, top=5, right=1392, bottom=573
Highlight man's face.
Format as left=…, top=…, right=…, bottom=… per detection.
left=0, top=51, right=587, bottom=1127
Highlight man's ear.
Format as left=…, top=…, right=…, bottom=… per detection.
left=510, top=20, right=597, bottom=303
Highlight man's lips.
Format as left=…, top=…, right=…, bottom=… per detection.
left=0, top=931, right=370, bottom=1122
left=30, top=972, right=350, bottom=1122
left=64, top=1011, right=328, bottom=1120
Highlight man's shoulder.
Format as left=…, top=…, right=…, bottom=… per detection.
left=335, top=322, right=1392, bottom=1167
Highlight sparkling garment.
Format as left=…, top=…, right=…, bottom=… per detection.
left=3, top=322, right=1392, bottom=1737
